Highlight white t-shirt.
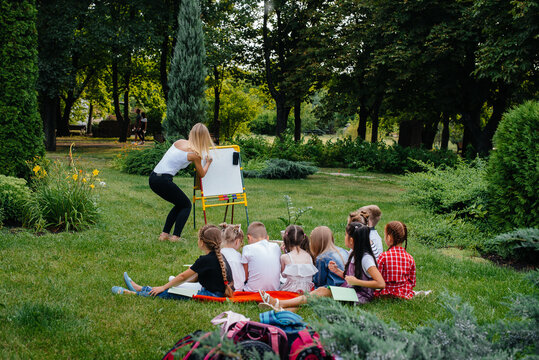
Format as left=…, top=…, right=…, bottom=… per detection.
left=241, top=240, right=281, bottom=291
left=370, top=229, right=383, bottom=260
left=221, top=247, right=245, bottom=292
left=349, top=251, right=376, bottom=279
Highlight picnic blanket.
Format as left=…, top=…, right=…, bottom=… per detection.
left=193, top=291, right=300, bottom=303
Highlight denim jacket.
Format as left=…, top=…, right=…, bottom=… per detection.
left=313, top=247, right=349, bottom=288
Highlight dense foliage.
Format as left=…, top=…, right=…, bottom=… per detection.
left=307, top=289, right=539, bottom=359
left=163, top=0, right=207, bottom=139
left=482, top=228, right=539, bottom=265
left=243, top=159, right=318, bottom=180
left=114, top=142, right=190, bottom=177
left=0, top=0, right=45, bottom=178
left=0, top=175, right=32, bottom=226
left=234, top=135, right=458, bottom=174
left=487, top=100, right=539, bottom=231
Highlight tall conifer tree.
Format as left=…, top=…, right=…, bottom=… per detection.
left=164, top=0, right=207, bottom=139
left=0, top=0, right=44, bottom=178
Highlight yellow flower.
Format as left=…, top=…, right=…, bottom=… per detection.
left=42, top=170, right=47, bottom=176
left=90, top=184, right=95, bottom=189
left=82, top=178, right=87, bottom=183
left=33, top=165, right=41, bottom=173
left=92, top=169, right=99, bottom=176
left=72, top=174, right=78, bottom=181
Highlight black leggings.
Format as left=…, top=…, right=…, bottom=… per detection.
left=149, top=172, right=191, bottom=237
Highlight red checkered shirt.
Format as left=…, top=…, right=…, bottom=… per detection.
left=375, top=246, right=416, bottom=299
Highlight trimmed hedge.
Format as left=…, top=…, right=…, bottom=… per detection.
left=487, top=100, right=539, bottom=231
left=243, top=159, right=318, bottom=179
left=0, top=1, right=45, bottom=178
left=0, top=174, right=31, bottom=225
left=481, top=228, right=539, bottom=265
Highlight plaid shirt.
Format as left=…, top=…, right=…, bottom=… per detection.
left=375, top=246, right=416, bottom=299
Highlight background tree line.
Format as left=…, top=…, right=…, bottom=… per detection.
left=31, top=0, right=539, bottom=155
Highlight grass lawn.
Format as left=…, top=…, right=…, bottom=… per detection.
left=0, top=146, right=532, bottom=359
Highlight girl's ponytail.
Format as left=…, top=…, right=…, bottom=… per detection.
left=215, top=248, right=234, bottom=297
left=385, top=221, right=408, bottom=249
left=199, top=224, right=234, bottom=297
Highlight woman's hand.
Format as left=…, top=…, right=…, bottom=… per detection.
left=345, top=275, right=359, bottom=286
left=205, top=156, right=213, bottom=165
left=149, top=286, right=166, bottom=297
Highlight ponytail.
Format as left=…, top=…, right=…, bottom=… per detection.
left=199, top=224, right=234, bottom=297
left=385, top=221, right=408, bottom=250
left=215, top=248, right=234, bottom=297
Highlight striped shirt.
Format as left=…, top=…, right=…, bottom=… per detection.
left=375, top=246, right=416, bottom=299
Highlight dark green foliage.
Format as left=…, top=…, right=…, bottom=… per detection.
left=481, top=228, right=539, bottom=264
left=244, top=159, right=318, bottom=179
left=234, top=135, right=457, bottom=174
left=145, top=108, right=164, bottom=136
left=163, top=0, right=207, bottom=139
left=0, top=175, right=31, bottom=225
left=119, top=142, right=191, bottom=177
left=307, top=290, right=538, bottom=359
left=487, top=100, right=539, bottom=231
left=403, top=159, right=489, bottom=220
left=0, top=1, right=45, bottom=178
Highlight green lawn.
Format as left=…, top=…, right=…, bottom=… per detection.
left=0, top=147, right=532, bottom=359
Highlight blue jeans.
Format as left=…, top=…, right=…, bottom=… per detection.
left=137, top=286, right=224, bottom=300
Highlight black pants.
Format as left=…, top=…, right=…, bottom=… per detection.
left=149, top=172, right=191, bottom=237
left=136, top=128, right=145, bottom=142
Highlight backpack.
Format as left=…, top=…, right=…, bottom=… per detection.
left=226, top=320, right=289, bottom=360
left=162, top=331, right=220, bottom=360
left=289, top=330, right=333, bottom=360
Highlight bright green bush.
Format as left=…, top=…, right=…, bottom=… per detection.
left=116, top=142, right=191, bottom=177
left=0, top=174, right=31, bottom=225
left=403, top=159, right=489, bottom=220
left=0, top=1, right=45, bottom=178
left=27, top=163, right=101, bottom=231
left=487, top=100, right=539, bottom=231
left=243, top=158, right=318, bottom=179
left=481, top=228, right=539, bottom=264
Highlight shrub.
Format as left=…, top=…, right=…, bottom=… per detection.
left=408, top=213, right=486, bottom=249
left=0, top=174, right=32, bottom=225
left=116, top=142, right=191, bottom=177
left=402, top=159, right=489, bottom=220
left=27, top=162, right=102, bottom=231
left=487, top=100, right=539, bottom=231
left=244, top=159, right=318, bottom=179
left=481, top=228, right=539, bottom=264
left=145, top=108, right=164, bottom=136
left=0, top=1, right=45, bottom=178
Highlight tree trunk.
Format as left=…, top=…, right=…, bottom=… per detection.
left=357, top=100, right=368, bottom=141
left=275, top=98, right=291, bottom=137
left=370, top=95, right=382, bottom=143
left=119, top=90, right=130, bottom=143
left=86, top=102, right=93, bottom=135
left=441, top=113, right=450, bottom=150
left=461, top=105, right=482, bottom=157
left=421, top=115, right=440, bottom=150
left=112, top=59, right=124, bottom=135
left=477, top=90, right=508, bottom=155
left=40, top=95, right=58, bottom=151
left=294, top=99, right=301, bottom=142
left=398, top=119, right=422, bottom=148
left=59, top=92, right=77, bottom=136
left=211, top=65, right=221, bottom=144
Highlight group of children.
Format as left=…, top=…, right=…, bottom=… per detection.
left=112, top=205, right=418, bottom=310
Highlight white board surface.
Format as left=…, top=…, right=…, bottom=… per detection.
left=201, top=147, right=244, bottom=197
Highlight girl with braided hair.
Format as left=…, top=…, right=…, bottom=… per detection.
left=112, top=224, right=233, bottom=299
left=375, top=221, right=416, bottom=299
left=279, top=225, right=318, bottom=294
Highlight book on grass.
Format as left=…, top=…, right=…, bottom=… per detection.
left=329, top=286, right=359, bottom=302
left=168, top=281, right=202, bottom=298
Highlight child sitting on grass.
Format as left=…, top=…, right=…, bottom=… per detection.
left=375, top=221, right=416, bottom=299
left=348, top=207, right=383, bottom=259
left=112, top=224, right=233, bottom=299
left=279, top=225, right=318, bottom=294
left=241, top=221, right=281, bottom=292
left=310, top=226, right=348, bottom=288
left=220, top=223, right=246, bottom=292
left=259, top=222, right=385, bottom=311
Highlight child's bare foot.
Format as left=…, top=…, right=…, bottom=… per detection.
left=169, top=235, right=181, bottom=242
left=159, top=232, right=170, bottom=241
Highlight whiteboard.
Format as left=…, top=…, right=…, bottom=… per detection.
left=201, top=147, right=244, bottom=197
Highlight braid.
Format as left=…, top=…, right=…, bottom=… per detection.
left=215, top=248, right=233, bottom=297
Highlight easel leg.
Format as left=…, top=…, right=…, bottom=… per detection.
left=203, top=209, right=207, bottom=225
left=223, top=200, right=230, bottom=223
left=231, top=199, right=235, bottom=223
left=244, top=206, right=249, bottom=226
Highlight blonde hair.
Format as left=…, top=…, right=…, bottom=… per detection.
left=247, top=221, right=268, bottom=240
left=347, top=210, right=369, bottom=225
left=220, top=223, right=244, bottom=245
left=358, top=205, right=382, bottom=226
left=198, top=224, right=234, bottom=297
left=188, top=123, right=214, bottom=157
left=310, top=226, right=344, bottom=264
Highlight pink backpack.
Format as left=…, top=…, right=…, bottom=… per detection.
left=289, top=330, right=333, bottom=360
left=226, top=320, right=289, bottom=359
